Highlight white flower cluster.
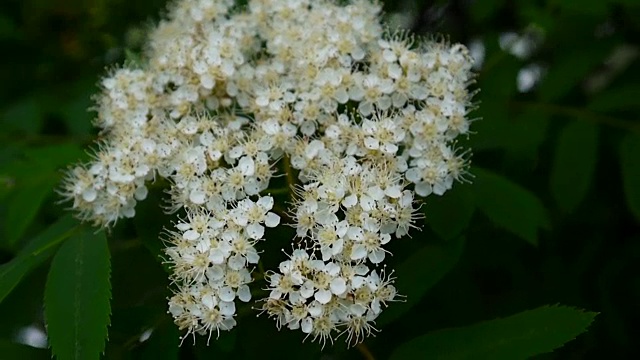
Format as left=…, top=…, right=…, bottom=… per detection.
left=165, top=196, right=280, bottom=339
left=60, top=0, right=474, bottom=347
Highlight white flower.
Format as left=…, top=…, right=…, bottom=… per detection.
left=62, top=0, right=475, bottom=346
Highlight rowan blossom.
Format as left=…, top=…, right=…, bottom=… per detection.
left=60, top=0, right=475, bottom=347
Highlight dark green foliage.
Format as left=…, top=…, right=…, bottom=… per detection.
left=391, top=305, right=597, bottom=359
left=550, top=121, right=598, bottom=213
left=0, top=215, right=77, bottom=304
left=44, top=228, right=111, bottom=360
left=473, top=168, right=550, bottom=246
left=377, top=236, right=466, bottom=326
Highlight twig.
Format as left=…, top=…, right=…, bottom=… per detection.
left=356, top=342, right=376, bottom=360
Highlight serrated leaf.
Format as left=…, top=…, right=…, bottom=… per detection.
left=377, top=236, right=465, bottom=326
left=550, top=121, right=598, bottom=213
left=0, top=215, right=77, bottom=304
left=619, top=133, right=640, bottom=221
left=45, top=227, right=111, bottom=360
left=473, top=167, right=549, bottom=245
left=424, top=186, right=475, bottom=240
left=391, top=305, right=597, bottom=360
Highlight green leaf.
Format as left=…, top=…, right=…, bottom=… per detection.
left=391, top=305, right=597, bottom=360
left=589, top=84, right=640, bottom=112
left=424, top=185, right=475, bottom=240
left=619, top=133, right=640, bottom=221
left=467, top=52, right=520, bottom=151
left=3, top=175, right=58, bottom=248
left=44, top=227, right=111, bottom=360
left=0, top=215, right=77, bottom=304
left=550, top=121, right=598, bottom=213
left=473, top=168, right=549, bottom=245
left=0, top=339, right=50, bottom=360
left=501, top=110, right=550, bottom=159
left=377, top=236, right=465, bottom=326
left=538, top=43, right=612, bottom=101
left=1, top=143, right=85, bottom=248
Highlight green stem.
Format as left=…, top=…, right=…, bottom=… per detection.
left=282, top=155, right=296, bottom=199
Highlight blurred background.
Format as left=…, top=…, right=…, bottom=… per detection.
left=1, top=0, right=639, bottom=358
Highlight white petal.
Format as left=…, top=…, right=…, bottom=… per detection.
left=189, top=189, right=207, bottom=204
left=371, top=299, right=382, bottom=314
left=238, top=156, right=255, bottom=176
left=351, top=275, right=366, bottom=288
left=363, top=137, right=379, bottom=150
left=246, top=223, right=265, bottom=240
left=350, top=244, right=367, bottom=260
left=350, top=303, right=367, bottom=317
left=183, top=230, right=200, bottom=241
left=237, top=285, right=251, bottom=302
left=369, top=249, right=386, bottom=264
left=219, top=286, right=236, bottom=302
left=342, top=194, right=358, bottom=208
left=300, top=282, right=315, bottom=299
left=360, top=195, right=375, bottom=212
left=219, top=301, right=236, bottom=316
left=384, top=186, right=402, bottom=198
left=246, top=247, right=260, bottom=263
left=366, top=186, right=384, bottom=201
left=82, top=188, right=97, bottom=202
left=308, top=302, right=323, bottom=317
left=202, top=294, right=217, bottom=309
left=264, top=212, right=280, bottom=227
left=270, top=289, right=283, bottom=299
left=415, top=182, right=433, bottom=197
left=257, top=196, right=274, bottom=210
left=405, top=168, right=422, bottom=183
left=228, top=254, right=246, bottom=270
left=208, top=249, right=225, bottom=264
left=301, top=317, right=313, bottom=334
left=176, top=223, right=191, bottom=231
left=314, top=289, right=332, bottom=304
left=330, top=277, right=347, bottom=295
left=134, top=186, right=148, bottom=201
left=206, top=265, right=224, bottom=280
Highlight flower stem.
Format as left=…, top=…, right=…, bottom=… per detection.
left=282, top=155, right=296, bottom=199
left=356, top=343, right=376, bottom=360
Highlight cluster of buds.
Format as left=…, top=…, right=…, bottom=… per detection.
left=60, top=0, right=475, bottom=347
